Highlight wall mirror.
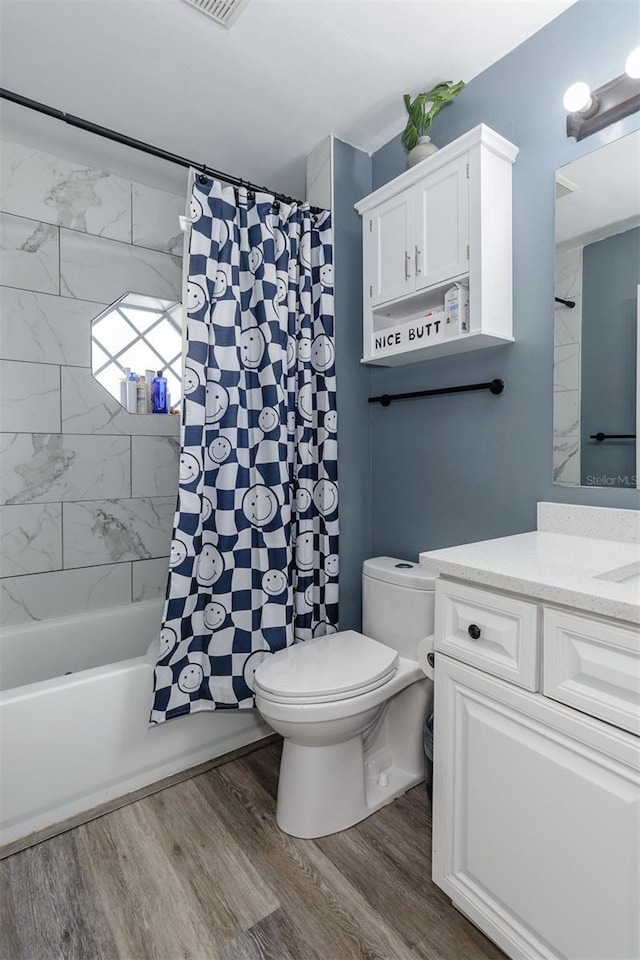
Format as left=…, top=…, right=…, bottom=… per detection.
left=553, top=129, right=639, bottom=490
left=91, top=292, right=183, bottom=413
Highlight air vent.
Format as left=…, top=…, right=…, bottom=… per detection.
left=181, top=0, right=250, bottom=28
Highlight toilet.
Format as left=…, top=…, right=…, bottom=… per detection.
left=254, top=557, right=435, bottom=839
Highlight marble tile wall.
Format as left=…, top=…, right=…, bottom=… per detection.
left=0, top=140, right=185, bottom=625
left=553, top=246, right=582, bottom=486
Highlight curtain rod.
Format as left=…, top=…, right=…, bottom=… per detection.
left=0, top=88, right=321, bottom=214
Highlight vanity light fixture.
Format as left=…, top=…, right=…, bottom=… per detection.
left=565, top=48, right=640, bottom=140
left=626, top=46, right=640, bottom=80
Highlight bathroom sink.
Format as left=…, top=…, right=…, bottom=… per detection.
left=594, top=561, right=640, bottom=588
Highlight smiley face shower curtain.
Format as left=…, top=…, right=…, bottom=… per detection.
left=150, top=175, right=338, bottom=722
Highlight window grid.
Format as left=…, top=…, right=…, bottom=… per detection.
left=91, top=293, right=183, bottom=411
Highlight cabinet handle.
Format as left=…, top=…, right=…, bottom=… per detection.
left=468, top=623, right=482, bottom=641
left=404, top=251, right=411, bottom=280
left=415, top=245, right=421, bottom=275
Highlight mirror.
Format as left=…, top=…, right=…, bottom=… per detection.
left=91, top=292, right=183, bottom=414
left=553, top=130, right=639, bottom=490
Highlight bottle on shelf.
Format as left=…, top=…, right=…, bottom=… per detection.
left=136, top=377, right=148, bottom=414
left=153, top=370, right=168, bottom=414
left=145, top=370, right=155, bottom=413
left=126, top=372, right=138, bottom=413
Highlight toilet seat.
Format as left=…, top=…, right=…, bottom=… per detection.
left=254, top=630, right=399, bottom=704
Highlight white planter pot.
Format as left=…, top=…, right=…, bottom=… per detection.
left=407, top=136, right=439, bottom=168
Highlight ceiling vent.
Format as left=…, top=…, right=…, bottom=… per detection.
left=181, top=0, right=250, bottom=28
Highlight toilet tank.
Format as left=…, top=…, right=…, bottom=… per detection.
left=362, top=557, right=436, bottom=660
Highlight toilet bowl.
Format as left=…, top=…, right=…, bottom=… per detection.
left=254, top=558, right=435, bottom=839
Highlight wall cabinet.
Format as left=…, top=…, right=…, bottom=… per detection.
left=432, top=579, right=640, bottom=960
left=355, top=124, right=518, bottom=366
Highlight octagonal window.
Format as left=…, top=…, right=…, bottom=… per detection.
left=91, top=293, right=183, bottom=413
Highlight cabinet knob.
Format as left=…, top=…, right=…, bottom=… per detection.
left=468, top=623, right=482, bottom=641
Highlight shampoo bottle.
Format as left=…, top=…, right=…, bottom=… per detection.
left=153, top=370, right=167, bottom=414
left=126, top=372, right=138, bottom=413
left=145, top=370, right=155, bottom=413
left=136, top=377, right=148, bottom=414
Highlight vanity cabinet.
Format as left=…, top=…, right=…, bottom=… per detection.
left=355, top=124, right=518, bottom=366
left=432, top=578, right=640, bottom=960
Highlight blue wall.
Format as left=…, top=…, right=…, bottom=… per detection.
left=362, top=0, right=640, bottom=562
left=581, top=226, right=639, bottom=486
left=332, top=138, right=373, bottom=630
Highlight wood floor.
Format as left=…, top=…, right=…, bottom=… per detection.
left=0, top=742, right=505, bottom=960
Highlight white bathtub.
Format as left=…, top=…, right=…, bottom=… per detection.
left=0, top=599, right=270, bottom=850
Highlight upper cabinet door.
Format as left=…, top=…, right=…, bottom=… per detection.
left=368, top=192, right=415, bottom=306
left=414, top=154, right=469, bottom=291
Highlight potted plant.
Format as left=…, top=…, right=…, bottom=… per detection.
left=402, top=81, right=465, bottom=168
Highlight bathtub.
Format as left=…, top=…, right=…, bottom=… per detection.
left=0, top=599, right=270, bottom=852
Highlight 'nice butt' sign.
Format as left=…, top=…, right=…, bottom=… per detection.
left=371, top=311, right=446, bottom=358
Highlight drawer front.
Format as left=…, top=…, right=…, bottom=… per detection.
left=543, top=609, right=640, bottom=735
left=435, top=579, right=539, bottom=690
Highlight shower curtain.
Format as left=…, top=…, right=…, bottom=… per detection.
left=150, top=175, right=338, bottom=723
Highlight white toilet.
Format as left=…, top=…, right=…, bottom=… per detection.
left=254, top=557, right=435, bottom=839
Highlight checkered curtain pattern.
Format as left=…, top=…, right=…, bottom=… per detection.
left=151, top=176, right=338, bottom=722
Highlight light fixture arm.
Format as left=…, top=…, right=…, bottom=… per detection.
left=567, top=72, right=640, bottom=140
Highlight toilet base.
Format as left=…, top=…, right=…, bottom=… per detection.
left=275, top=736, right=424, bottom=839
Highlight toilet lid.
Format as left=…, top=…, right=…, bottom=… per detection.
left=253, top=631, right=399, bottom=702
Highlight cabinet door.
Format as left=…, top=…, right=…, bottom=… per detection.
left=367, top=192, right=414, bottom=306
left=414, top=154, right=469, bottom=290
left=433, top=655, right=640, bottom=960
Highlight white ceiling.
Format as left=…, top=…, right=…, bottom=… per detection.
left=555, top=130, right=640, bottom=248
left=0, top=0, right=576, bottom=199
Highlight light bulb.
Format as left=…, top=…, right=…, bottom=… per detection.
left=563, top=82, right=593, bottom=113
left=625, top=46, right=640, bottom=79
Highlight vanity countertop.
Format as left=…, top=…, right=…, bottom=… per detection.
left=419, top=531, right=640, bottom=625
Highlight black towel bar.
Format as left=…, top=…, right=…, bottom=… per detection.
left=368, top=378, right=505, bottom=407
left=590, top=433, right=636, bottom=442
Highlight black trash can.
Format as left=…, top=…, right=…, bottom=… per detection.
left=423, top=711, right=434, bottom=803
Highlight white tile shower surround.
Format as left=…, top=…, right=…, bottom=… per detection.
left=59, top=228, right=182, bottom=303
left=62, top=497, right=176, bottom=568
left=0, top=434, right=131, bottom=504
left=0, top=503, right=62, bottom=577
left=132, top=556, right=172, bottom=603
left=0, top=140, right=133, bottom=242
left=552, top=437, right=580, bottom=485
left=0, top=563, right=133, bottom=627
left=553, top=342, right=580, bottom=392
left=0, top=360, right=61, bottom=434
left=60, top=366, right=181, bottom=437
left=553, top=389, right=579, bottom=437
left=0, top=212, right=60, bottom=294
left=553, top=246, right=582, bottom=486
left=131, top=436, right=180, bottom=497
left=0, top=287, right=106, bottom=366
left=0, top=138, right=187, bottom=625
left=132, top=183, right=185, bottom=256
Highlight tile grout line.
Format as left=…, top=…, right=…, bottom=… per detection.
left=1, top=207, right=185, bottom=260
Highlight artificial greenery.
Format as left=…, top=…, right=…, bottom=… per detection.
left=401, top=81, right=466, bottom=152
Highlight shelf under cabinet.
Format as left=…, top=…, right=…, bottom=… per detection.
left=362, top=330, right=514, bottom=366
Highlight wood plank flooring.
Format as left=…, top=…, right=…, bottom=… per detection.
left=0, top=742, right=505, bottom=960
